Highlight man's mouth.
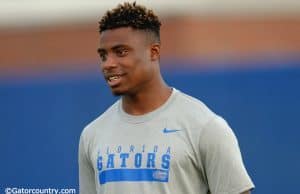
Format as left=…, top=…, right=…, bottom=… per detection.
left=105, top=74, right=125, bottom=87
left=107, top=75, right=121, bottom=82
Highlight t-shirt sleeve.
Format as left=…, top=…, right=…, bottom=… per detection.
left=79, top=132, right=97, bottom=194
left=199, top=116, right=254, bottom=194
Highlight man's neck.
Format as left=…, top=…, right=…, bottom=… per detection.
left=122, top=83, right=172, bottom=115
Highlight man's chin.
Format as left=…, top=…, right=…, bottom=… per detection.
left=111, top=88, right=125, bottom=96
left=110, top=86, right=133, bottom=96
left=112, top=92, right=123, bottom=96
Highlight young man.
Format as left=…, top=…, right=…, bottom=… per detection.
left=79, top=2, right=254, bottom=194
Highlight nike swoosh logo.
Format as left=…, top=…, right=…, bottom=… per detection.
left=163, top=128, right=181, bottom=133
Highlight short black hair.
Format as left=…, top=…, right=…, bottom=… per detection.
left=99, top=2, right=161, bottom=42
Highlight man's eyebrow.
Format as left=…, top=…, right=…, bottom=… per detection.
left=97, top=44, right=128, bottom=53
left=97, top=48, right=106, bottom=53
left=111, top=44, right=128, bottom=50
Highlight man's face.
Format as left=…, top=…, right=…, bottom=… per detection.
left=98, top=27, right=158, bottom=96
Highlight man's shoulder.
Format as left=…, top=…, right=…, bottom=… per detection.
left=172, top=89, right=217, bottom=126
left=175, top=89, right=215, bottom=115
left=81, top=100, right=120, bottom=137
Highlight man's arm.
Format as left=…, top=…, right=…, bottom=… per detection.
left=79, top=133, right=97, bottom=194
left=199, top=116, right=255, bottom=193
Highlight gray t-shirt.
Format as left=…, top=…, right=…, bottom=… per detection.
left=79, top=88, right=254, bottom=194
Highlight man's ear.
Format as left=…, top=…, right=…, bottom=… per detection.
left=150, top=43, right=160, bottom=61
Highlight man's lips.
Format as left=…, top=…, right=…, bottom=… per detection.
left=104, top=73, right=126, bottom=87
left=104, top=73, right=125, bottom=81
left=107, top=75, right=121, bottom=82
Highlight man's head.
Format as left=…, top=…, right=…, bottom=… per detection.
left=98, top=2, right=163, bottom=96
left=99, top=2, right=161, bottom=43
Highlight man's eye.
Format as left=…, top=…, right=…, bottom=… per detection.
left=99, top=53, right=107, bottom=61
left=116, top=49, right=128, bottom=57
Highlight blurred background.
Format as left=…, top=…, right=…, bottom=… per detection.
left=0, top=0, right=299, bottom=193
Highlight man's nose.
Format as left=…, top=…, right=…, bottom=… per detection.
left=101, top=55, right=118, bottom=71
